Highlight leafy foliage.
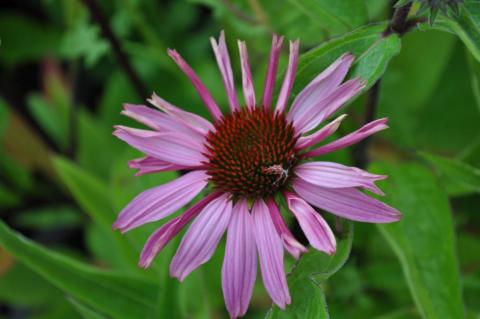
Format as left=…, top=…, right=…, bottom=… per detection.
left=267, top=222, right=353, bottom=319
left=373, top=163, right=465, bottom=319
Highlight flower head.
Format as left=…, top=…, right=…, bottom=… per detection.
left=113, top=31, right=401, bottom=318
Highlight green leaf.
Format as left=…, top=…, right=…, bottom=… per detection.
left=292, top=23, right=401, bottom=99
left=77, top=110, right=125, bottom=179
left=68, top=298, right=107, bottom=319
left=0, top=262, right=60, bottom=306
left=14, top=206, right=82, bottom=229
left=0, top=149, right=33, bottom=193
left=193, top=0, right=367, bottom=45
left=60, top=20, right=109, bottom=67
left=27, top=94, right=67, bottom=150
left=98, top=71, right=138, bottom=128
left=282, top=0, right=368, bottom=37
left=0, top=182, right=21, bottom=208
left=433, top=0, right=480, bottom=62
left=0, top=220, right=158, bottom=319
left=0, top=13, right=61, bottom=66
left=267, top=222, right=354, bottom=319
left=420, top=151, right=480, bottom=195
left=372, top=162, right=465, bottom=319
left=53, top=156, right=114, bottom=227
left=466, top=48, right=480, bottom=113
left=0, top=98, right=10, bottom=138
left=377, top=29, right=457, bottom=149
left=52, top=156, right=140, bottom=269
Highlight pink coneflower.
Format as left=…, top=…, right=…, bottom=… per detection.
left=113, top=31, right=400, bottom=318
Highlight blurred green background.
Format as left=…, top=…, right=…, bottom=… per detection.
left=0, top=0, right=479, bottom=318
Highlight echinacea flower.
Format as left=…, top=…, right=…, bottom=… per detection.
left=113, top=31, right=401, bottom=318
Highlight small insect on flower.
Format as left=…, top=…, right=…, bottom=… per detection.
left=113, top=31, right=401, bottom=318
left=263, top=164, right=290, bottom=186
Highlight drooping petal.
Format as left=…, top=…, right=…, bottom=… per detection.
left=295, top=161, right=387, bottom=195
left=128, top=156, right=191, bottom=176
left=296, top=114, right=347, bottom=149
left=113, top=170, right=209, bottom=232
left=292, top=179, right=401, bottom=223
left=122, top=104, right=176, bottom=131
left=222, top=199, right=257, bottom=318
left=288, top=53, right=354, bottom=120
left=113, top=126, right=207, bottom=166
left=167, top=49, right=223, bottom=122
left=252, top=199, right=291, bottom=309
left=238, top=40, right=256, bottom=110
left=148, top=93, right=214, bottom=135
left=122, top=104, right=203, bottom=143
left=266, top=197, right=307, bottom=259
left=284, top=192, right=336, bottom=254
left=304, top=118, right=389, bottom=158
left=170, top=194, right=233, bottom=281
left=263, top=34, right=284, bottom=110
left=275, top=40, right=299, bottom=114
left=139, top=193, right=220, bottom=268
left=289, top=78, right=365, bottom=134
left=211, top=31, right=240, bottom=112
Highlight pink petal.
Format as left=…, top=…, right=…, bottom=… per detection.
left=262, top=34, right=284, bottom=110
left=296, top=114, right=347, bottom=149
left=167, top=49, right=223, bottom=122
left=113, top=170, right=209, bottom=232
left=295, top=161, right=387, bottom=195
left=288, top=53, right=354, bottom=122
left=238, top=40, right=256, bottom=110
left=292, top=179, right=401, bottom=223
left=284, top=192, right=336, bottom=254
left=139, top=193, right=220, bottom=268
left=222, top=199, right=257, bottom=318
left=170, top=194, right=233, bottom=281
left=304, top=118, right=389, bottom=158
left=148, top=93, right=214, bottom=135
left=289, top=78, right=365, bottom=134
left=113, top=126, right=207, bottom=167
left=266, top=198, right=307, bottom=259
left=128, top=156, right=191, bottom=176
left=275, top=40, right=299, bottom=114
left=252, top=199, right=291, bottom=309
left=122, top=104, right=203, bottom=144
left=211, top=31, right=240, bottom=112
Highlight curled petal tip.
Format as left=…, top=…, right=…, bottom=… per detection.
left=167, top=49, right=180, bottom=60
left=112, top=221, right=121, bottom=231
left=377, top=174, right=388, bottom=180
left=326, top=245, right=337, bottom=255
left=379, top=117, right=389, bottom=124
left=342, top=52, right=355, bottom=62
left=360, top=79, right=368, bottom=87
left=170, top=272, right=186, bottom=282
left=138, top=258, right=153, bottom=269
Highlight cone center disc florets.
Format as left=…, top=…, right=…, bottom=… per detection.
left=205, top=108, right=299, bottom=199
